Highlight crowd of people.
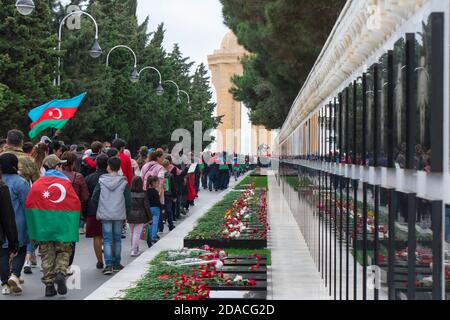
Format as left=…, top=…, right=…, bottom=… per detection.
left=0, top=129, right=252, bottom=297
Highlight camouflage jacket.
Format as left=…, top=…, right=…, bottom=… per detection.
left=0, top=146, right=40, bottom=183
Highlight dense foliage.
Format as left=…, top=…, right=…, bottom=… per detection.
left=220, top=0, right=346, bottom=129
left=0, top=0, right=218, bottom=152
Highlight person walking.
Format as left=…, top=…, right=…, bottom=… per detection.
left=125, top=149, right=139, bottom=177
left=84, top=154, right=108, bottom=269
left=165, top=156, right=182, bottom=221
left=141, top=150, right=166, bottom=225
left=161, top=160, right=175, bottom=231
left=73, top=144, right=86, bottom=173
left=146, top=176, right=162, bottom=246
left=141, top=150, right=165, bottom=193
left=0, top=129, right=40, bottom=184
left=24, top=142, right=48, bottom=274
left=201, top=153, right=210, bottom=190
left=80, top=141, right=103, bottom=177
left=30, top=142, right=49, bottom=177
left=92, top=157, right=131, bottom=275
left=128, top=176, right=151, bottom=256
left=111, top=140, right=133, bottom=239
left=24, top=155, right=81, bottom=297
left=186, top=164, right=197, bottom=207
left=111, top=139, right=133, bottom=187
left=208, top=153, right=219, bottom=192
left=136, top=146, right=148, bottom=172
left=61, top=151, right=89, bottom=266
left=0, top=155, right=22, bottom=296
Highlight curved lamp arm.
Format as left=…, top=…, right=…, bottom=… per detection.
left=138, top=66, right=163, bottom=84
left=164, top=80, right=180, bottom=93
left=179, top=90, right=191, bottom=105
left=58, top=11, right=99, bottom=52
left=57, top=10, right=100, bottom=86
left=106, top=45, right=138, bottom=68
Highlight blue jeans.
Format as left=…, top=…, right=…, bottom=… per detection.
left=150, top=207, right=160, bottom=241
left=0, top=246, right=27, bottom=284
left=26, top=243, right=35, bottom=254
left=102, top=220, right=123, bottom=268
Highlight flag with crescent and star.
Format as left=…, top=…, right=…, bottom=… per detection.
left=27, top=92, right=87, bottom=139
left=25, top=171, right=81, bottom=242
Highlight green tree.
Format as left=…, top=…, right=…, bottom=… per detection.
left=0, top=0, right=218, bottom=153
left=0, top=0, right=59, bottom=136
left=221, top=0, right=345, bottom=129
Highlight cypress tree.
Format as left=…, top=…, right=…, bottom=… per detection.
left=0, top=0, right=59, bottom=137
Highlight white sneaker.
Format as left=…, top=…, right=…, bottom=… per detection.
left=8, top=274, right=23, bottom=295
left=131, top=250, right=141, bottom=257
left=2, top=284, right=10, bottom=295
left=23, top=260, right=32, bottom=274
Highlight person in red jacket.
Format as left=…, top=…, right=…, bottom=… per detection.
left=111, top=139, right=133, bottom=187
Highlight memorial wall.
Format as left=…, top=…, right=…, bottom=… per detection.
left=274, top=0, right=450, bottom=300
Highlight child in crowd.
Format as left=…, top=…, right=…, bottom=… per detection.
left=146, top=176, right=162, bottom=247
left=92, top=157, right=131, bottom=275
left=160, top=160, right=175, bottom=232
left=129, top=176, right=151, bottom=256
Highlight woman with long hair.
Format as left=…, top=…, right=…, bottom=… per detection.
left=0, top=164, right=19, bottom=295
left=23, top=143, right=48, bottom=274
left=30, top=142, right=48, bottom=177
left=0, top=153, right=30, bottom=295
left=136, top=146, right=148, bottom=171
left=129, top=176, right=151, bottom=256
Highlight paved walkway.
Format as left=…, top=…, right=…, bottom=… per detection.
left=267, top=170, right=329, bottom=300
left=0, top=175, right=245, bottom=300
left=85, top=174, right=246, bottom=300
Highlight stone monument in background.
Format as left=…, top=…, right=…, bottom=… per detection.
left=208, top=31, right=276, bottom=156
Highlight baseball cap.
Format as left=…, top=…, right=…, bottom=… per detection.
left=40, top=136, right=51, bottom=144
left=43, top=154, right=67, bottom=169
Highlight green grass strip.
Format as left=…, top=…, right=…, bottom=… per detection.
left=186, top=191, right=242, bottom=240
left=234, top=175, right=268, bottom=190
left=121, top=249, right=271, bottom=300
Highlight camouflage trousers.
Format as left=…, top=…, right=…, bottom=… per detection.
left=38, top=242, right=73, bottom=286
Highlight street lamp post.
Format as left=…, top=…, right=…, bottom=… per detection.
left=57, top=10, right=101, bottom=86
left=179, top=89, right=191, bottom=110
left=106, top=45, right=139, bottom=83
left=16, top=0, right=35, bottom=16
left=139, top=66, right=164, bottom=96
left=52, top=10, right=101, bottom=139
left=164, top=80, right=181, bottom=105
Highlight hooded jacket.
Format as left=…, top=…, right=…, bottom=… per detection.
left=92, top=174, right=131, bottom=221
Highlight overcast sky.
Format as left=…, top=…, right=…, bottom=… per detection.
left=136, top=0, right=229, bottom=72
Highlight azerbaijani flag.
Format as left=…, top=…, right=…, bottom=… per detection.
left=25, top=171, right=81, bottom=242
left=28, top=92, right=87, bottom=139
left=140, top=224, right=150, bottom=241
